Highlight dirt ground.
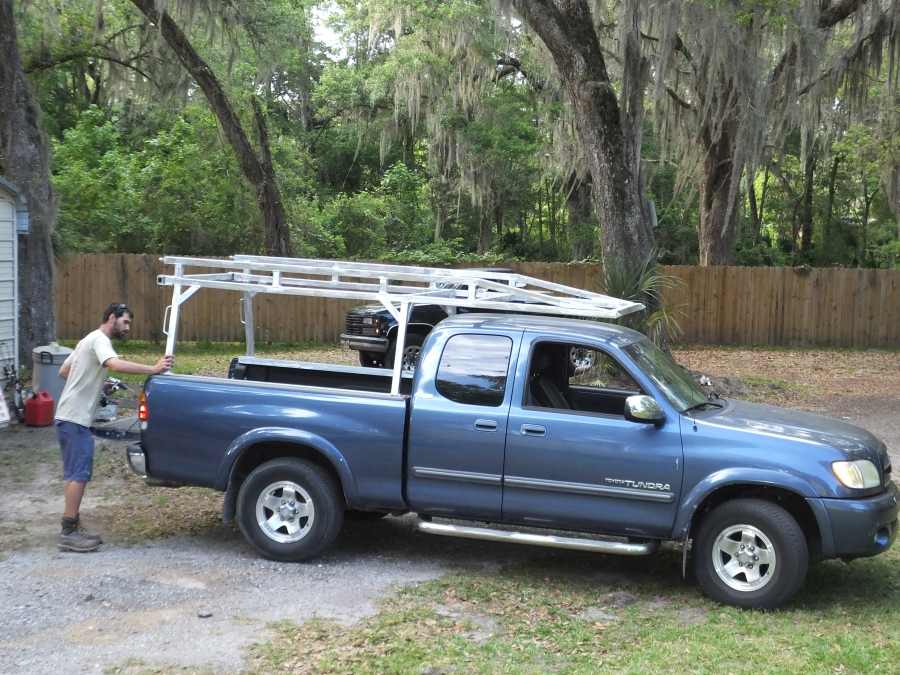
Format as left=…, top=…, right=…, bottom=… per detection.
left=0, top=346, right=897, bottom=674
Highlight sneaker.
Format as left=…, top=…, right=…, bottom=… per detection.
left=58, top=529, right=101, bottom=552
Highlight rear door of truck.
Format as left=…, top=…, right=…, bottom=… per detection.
left=405, top=329, right=522, bottom=520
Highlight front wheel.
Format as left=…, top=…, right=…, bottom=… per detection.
left=384, top=333, right=425, bottom=372
left=693, top=498, right=808, bottom=609
left=358, top=351, right=384, bottom=368
left=237, top=458, right=344, bottom=562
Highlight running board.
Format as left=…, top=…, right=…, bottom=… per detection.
left=416, top=520, right=658, bottom=556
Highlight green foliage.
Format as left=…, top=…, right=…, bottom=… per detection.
left=16, top=0, right=898, bottom=268
left=53, top=106, right=263, bottom=254
left=603, top=252, right=684, bottom=349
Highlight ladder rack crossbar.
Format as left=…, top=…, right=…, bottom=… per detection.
left=158, top=273, right=633, bottom=318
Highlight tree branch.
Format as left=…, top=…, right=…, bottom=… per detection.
left=666, top=86, right=695, bottom=112
left=25, top=51, right=155, bottom=84
left=798, top=14, right=888, bottom=95
left=818, top=0, right=868, bottom=29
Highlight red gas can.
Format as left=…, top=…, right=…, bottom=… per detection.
left=25, top=391, right=55, bottom=427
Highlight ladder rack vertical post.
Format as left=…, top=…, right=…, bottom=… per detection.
left=390, top=300, right=410, bottom=395
left=163, top=263, right=184, bottom=363
left=242, top=292, right=255, bottom=356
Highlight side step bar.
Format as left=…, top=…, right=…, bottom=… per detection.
left=417, top=520, right=658, bottom=556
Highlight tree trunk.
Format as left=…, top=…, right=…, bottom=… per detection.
left=129, top=0, right=291, bottom=256
left=823, top=153, right=841, bottom=261
left=513, top=0, right=654, bottom=277
left=0, top=0, right=57, bottom=363
left=747, top=169, right=761, bottom=243
left=860, top=176, right=874, bottom=265
left=567, top=176, right=594, bottom=259
left=477, top=210, right=491, bottom=254
left=698, top=111, right=740, bottom=265
left=798, top=131, right=817, bottom=255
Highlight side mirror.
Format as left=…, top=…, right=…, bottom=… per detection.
left=625, top=395, right=665, bottom=425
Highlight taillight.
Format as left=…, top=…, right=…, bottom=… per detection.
left=138, top=391, right=149, bottom=422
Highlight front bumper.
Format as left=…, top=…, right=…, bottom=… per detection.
left=820, top=481, right=898, bottom=559
left=126, top=442, right=147, bottom=477
left=340, top=334, right=389, bottom=353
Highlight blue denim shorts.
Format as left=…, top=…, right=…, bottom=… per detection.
left=56, top=421, right=95, bottom=482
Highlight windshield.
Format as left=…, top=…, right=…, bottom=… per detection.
left=623, top=340, right=709, bottom=412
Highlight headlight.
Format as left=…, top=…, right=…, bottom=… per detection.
left=832, top=460, right=881, bottom=489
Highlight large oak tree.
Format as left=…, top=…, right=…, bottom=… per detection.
left=0, top=0, right=56, bottom=361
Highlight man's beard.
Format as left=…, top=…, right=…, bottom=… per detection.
left=112, top=328, right=129, bottom=339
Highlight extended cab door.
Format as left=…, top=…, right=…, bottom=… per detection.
left=502, top=335, right=683, bottom=538
left=406, top=330, right=520, bottom=520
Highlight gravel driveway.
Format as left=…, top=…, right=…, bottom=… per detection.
left=1, top=347, right=897, bottom=674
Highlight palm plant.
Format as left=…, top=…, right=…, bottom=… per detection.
left=603, top=252, right=684, bottom=351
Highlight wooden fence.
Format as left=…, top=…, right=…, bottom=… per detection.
left=54, top=254, right=900, bottom=348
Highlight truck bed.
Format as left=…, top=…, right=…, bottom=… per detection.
left=142, top=366, right=410, bottom=510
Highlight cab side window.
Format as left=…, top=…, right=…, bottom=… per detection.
left=526, top=342, right=640, bottom=416
left=436, top=334, right=512, bottom=407
left=569, top=347, right=640, bottom=392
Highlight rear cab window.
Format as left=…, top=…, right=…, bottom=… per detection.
left=435, top=334, right=513, bottom=407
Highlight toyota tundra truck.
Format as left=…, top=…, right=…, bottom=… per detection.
left=127, top=314, right=897, bottom=609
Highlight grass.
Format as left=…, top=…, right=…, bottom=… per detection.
left=246, top=545, right=900, bottom=674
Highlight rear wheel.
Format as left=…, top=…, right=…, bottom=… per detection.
left=384, top=333, right=425, bottom=372
left=693, top=498, right=808, bottom=609
left=237, top=458, right=344, bottom=562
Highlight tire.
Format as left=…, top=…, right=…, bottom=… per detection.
left=692, top=498, right=808, bottom=609
left=237, top=458, right=344, bottom=562
left=384, top=333, right=425, bottom=371
left=358, top=351, right=383, bottom=368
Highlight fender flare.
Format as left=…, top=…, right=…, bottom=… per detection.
left=673, top=467, right=821, bottom=541
left=218, top=427, right=358, bottom=507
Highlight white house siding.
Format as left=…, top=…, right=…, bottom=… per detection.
left=0, top=197, right=15, bottom=376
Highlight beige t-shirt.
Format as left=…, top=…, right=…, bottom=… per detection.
left=55, top=329, right=118, bottom=427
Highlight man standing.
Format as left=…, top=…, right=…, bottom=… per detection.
left=55, top=303, right=173, bottom=552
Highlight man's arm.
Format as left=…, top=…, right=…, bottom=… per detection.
left=104, top=355, right=174, bottom=375
left=59, top=354, right=74, bottom=379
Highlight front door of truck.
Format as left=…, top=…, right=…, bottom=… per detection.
left=406, top=332, right=518, bottom=520
left=502, top=338, right=683, bottom=538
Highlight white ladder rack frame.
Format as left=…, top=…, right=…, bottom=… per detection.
left=158, top=255, right=644, bottom=395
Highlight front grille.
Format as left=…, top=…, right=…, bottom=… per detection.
left=345, top=314, right=365, bottom=336
left=884, top=458, right=892, bottom=486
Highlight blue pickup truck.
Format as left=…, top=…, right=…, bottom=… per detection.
left=128, top=314, right=897, bottom=608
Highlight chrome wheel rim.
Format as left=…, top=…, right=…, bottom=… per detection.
left=712, top=524, right=777, bottom=592
left=401, top=345, right=421, bottom=371
left=255, top=481, right=315, bottom=543
left=569, top=347, right=594, bottom=374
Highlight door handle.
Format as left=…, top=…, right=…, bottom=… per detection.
left=474, top=419, right=498, bottom=432
left=520, top=424, right=546, bottom=436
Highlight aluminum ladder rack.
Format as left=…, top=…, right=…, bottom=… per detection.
left=158, top=255, right=645, bottom=395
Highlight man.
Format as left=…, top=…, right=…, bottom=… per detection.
left=55, top=303, right=174, bottom=552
